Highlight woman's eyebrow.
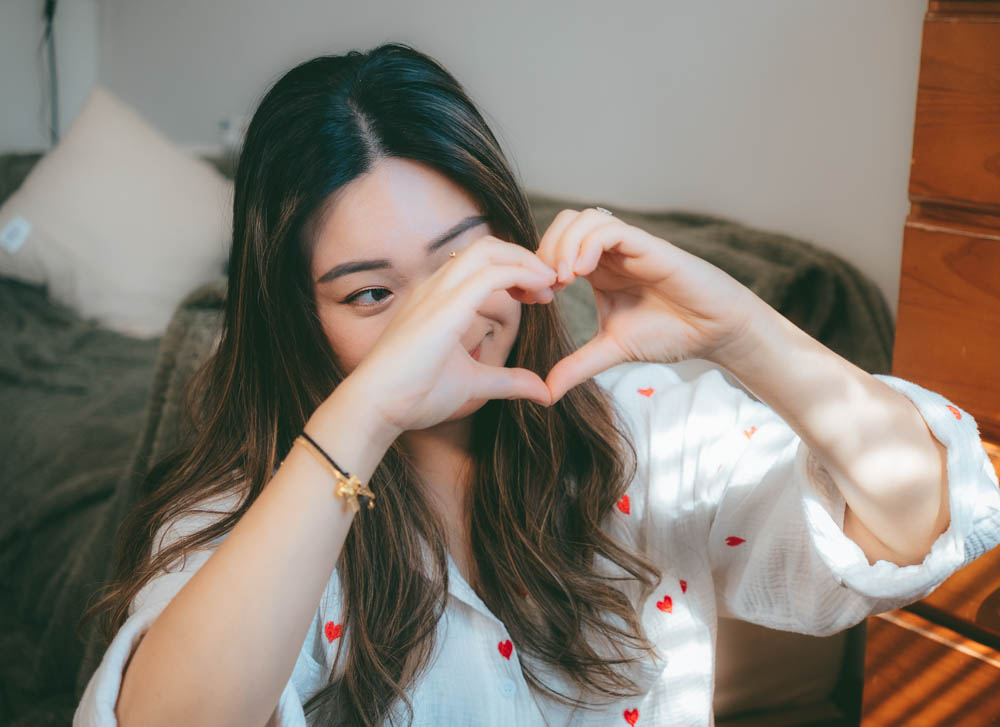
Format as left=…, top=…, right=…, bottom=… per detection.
left=317, top=214, right=489, bottom=284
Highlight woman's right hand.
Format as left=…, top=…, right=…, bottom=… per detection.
left=340, top=236, right=559, bottom=436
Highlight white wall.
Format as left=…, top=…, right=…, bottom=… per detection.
left=0, top=0, right=101, bottom=151
left=2, top=0, right=927, bottom=319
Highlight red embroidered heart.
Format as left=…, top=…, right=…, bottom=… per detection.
left=947, top=404, right=962, bottom=420
left=498, top=639, right=513, bottom=659
left=743, top=425, right=757, bottom=439
left=638, top=387, right=655, bottom=397
left=617, top=494, right=631, bottom=514
left=623, top=707, right=639, bottom=725
left=325, top=621, right=342, bottom=642
left=680, top=579, right=688, bottom=594
left=725, top=536, right=746, bottom=547
left=656, top=595, right=673, bottom=613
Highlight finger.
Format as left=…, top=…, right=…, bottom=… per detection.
left=552, top=208, right=621, bottom=284
left=468, top=364, right=552, bottom=406
left=572, top=219, right=627, bottom=276
left=534, top=209, right=580, bottom=274
left=439, top=235, right=554, bottom=290
left=544, top=334, right=624, bottom=404
left=450, top=264, right=557, bottom=320
left=572, top=221, right=669, bottom=280
left=418, top=264, right=554, bottom=352
left=508, top=284, right=555, bottom=305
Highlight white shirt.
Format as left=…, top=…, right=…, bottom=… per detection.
left=74, top=359, right=1000, bottom=726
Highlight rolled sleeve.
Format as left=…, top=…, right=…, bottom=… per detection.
left=74, top=489, right=311, bottom=726
left=73, top=602, right=158, bottom=725
left=73, top=557, right=212, bottom=726
left=706, top=365, right=1000, bottom=637
left=797, top=374, right=1000, bottom=601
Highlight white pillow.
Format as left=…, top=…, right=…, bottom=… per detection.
left=0, top=85, right=233, bottom=338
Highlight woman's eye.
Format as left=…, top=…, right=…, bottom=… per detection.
left=344, top=287, right=392, bottom=308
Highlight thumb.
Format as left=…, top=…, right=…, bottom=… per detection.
left=469, top=365, right=552, bottom=406
left=545, top=335, right=623, bottom=404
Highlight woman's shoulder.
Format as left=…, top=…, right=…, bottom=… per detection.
left=152, top=483, right=247, bottom=556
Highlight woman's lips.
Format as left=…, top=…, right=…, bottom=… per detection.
left=469, top=332, right=490, bottom=361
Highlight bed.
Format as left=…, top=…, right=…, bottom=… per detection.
left=0, top=149, right=891, bottom=726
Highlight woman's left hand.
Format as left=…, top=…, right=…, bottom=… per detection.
left=534, top=207, right=770, bottom=404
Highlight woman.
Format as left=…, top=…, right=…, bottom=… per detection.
left=75, top=42, right=1000, bottom=726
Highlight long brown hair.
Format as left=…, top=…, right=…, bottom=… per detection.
left=79, top=42, right=665, bottom=726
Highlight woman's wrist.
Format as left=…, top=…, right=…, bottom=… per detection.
left=306, top=375, right=402, bottom=469
left=342, top=372, right=405, bottom=445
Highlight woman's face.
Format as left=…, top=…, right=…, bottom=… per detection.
left=309, top=157, right=524, bottom=419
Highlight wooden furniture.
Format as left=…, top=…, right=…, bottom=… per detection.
left=864, top=610, right=1000, bottom=726
left=892, top=0, right=1000, bottom=453
left=865, top=1, right=1000, bottom=724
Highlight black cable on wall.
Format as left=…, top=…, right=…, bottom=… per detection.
left=42, top=0, right=59, bottom=146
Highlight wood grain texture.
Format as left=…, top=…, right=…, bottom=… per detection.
left=863, top=610, right=1000, bottom=727
left=896, top=0, right=1000, bottom=448
left=910, top=3, right=1000, bottom=209
left=892, top=223, right=1000, bottom=443
left=881, top=3, right=1000, bottom=718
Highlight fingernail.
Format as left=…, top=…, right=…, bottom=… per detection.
left=557, top=260, right=569, bottom=282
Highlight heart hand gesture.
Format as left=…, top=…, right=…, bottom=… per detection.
left=535, top=208, right=768, bottom=403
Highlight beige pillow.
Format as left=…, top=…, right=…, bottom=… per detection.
left=0, top=86, right=233, bottom=338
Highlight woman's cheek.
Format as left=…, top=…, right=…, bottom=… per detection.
left=315, top=305, right=359, bottom=373
left=337, top=321, right=395, bottom=375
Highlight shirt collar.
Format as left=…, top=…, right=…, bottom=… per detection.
left=411, top=533, right=505, bottom=628
left=443, top=548, right=508, bottom=628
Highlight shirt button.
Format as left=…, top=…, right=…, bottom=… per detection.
left=498, top=677, right=517, bottom=698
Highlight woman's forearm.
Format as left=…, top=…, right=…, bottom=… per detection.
left=709, top=300, right=950, bottom=567
left=116, top=376, right=400, bottom=727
